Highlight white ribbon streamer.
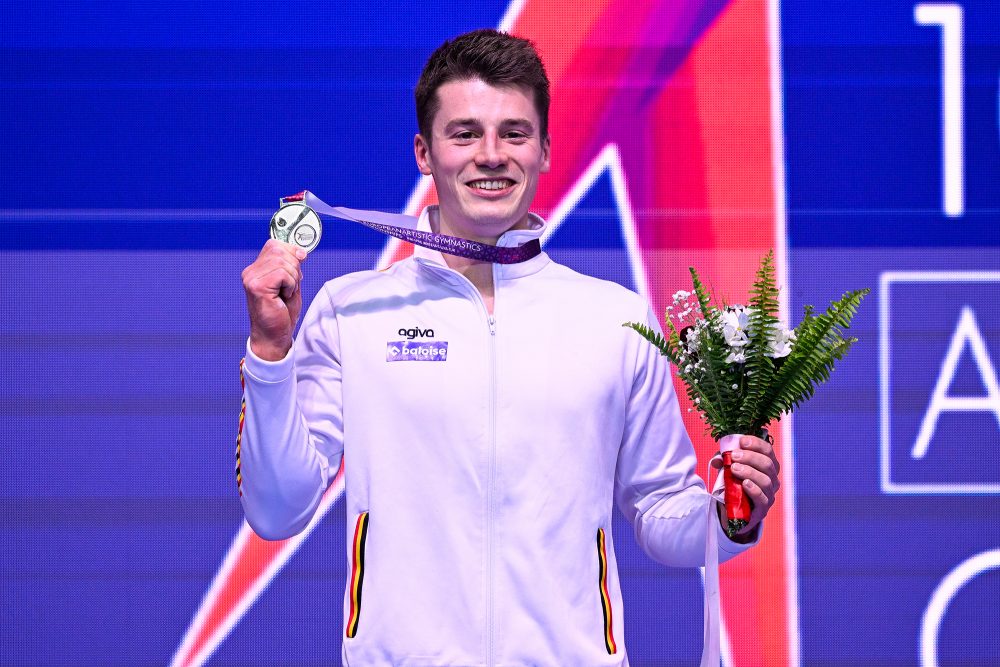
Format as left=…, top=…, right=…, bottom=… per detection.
left=702, top=434, right=741, bottom=667
left=702, top=451, right=725, bottom=667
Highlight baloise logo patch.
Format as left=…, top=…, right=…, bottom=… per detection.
left=386, top=340, right=448, bottom=362
left=387, top=326, right=445, bottom=362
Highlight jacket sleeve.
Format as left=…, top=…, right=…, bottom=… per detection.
left=238, top=286, right=345, bottom=540
left=614, top=305, right=758, bottom=567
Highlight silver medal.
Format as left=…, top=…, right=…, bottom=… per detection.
left=270, top=202, right=322, bottom=253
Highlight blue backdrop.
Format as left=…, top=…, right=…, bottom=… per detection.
left=3, top=1, right=999, bottom=665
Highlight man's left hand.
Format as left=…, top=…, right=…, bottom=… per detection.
left=711, top=434, right=781, bottom=542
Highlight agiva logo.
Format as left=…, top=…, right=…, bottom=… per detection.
left=398, top=326, right=435, bottom=339
left=173, top=2, right=793, bottom=666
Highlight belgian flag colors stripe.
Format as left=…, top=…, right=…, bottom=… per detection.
left=346, top=512, right=370, bottom=638
left=597, top=527, right=617, bottom=654
left=235, top=359, right=246, bottom=497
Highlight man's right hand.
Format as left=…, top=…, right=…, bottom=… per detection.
left=242, top=240, right=308, bottom=361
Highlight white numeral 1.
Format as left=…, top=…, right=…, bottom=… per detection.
left=915, top=3, right=964, bottom=217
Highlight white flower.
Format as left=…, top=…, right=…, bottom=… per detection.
left=683, top=329, right=700, bottom=354
left=672, top=290, right=691, bottom=303
left=721, top=306, right=751, bottom=348
left=725, top=349, right=747, bottom=364
left=731, top=384, right=738, bottom=389
left=767, top=326, right=797, bottom=359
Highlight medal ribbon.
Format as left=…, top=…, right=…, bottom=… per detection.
left=281, top=191, right=543, bottom=264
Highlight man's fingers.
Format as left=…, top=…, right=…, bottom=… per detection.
left=741, top=478, right=770, bottom=506
left=729, top=448, right=780, bottom=526
left=715, top=436, right=782, bottom=536
left=730, top=448, right=776, bottom=477
left=251, top=240, right=306, bottom=278
left=730, top=461, right=775, bottom=496
left=255, top=263, right=301, bottom=298
left=245, top=257, right=302, bottom=297
left=739, top=435, right=781, bottom=476
left=740, top=480, right=768, bottom=533
left=265, top=238, right=308, bottom=260
left=242, top=241, right=307, bottom=362
left=739, top=435, right=774, bottom=456
left=245, top=267, right=296, bottom=299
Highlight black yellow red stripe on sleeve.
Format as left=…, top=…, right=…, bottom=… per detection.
left=235, top=358, right=246, bottom=497
left=597, top=527, right=617, bottom=654
left=346, top=512, right=370, bottom=638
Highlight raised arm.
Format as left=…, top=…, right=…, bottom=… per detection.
left=237, top=241, right=345, bottom=540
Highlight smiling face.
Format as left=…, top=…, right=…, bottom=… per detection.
left=414, top=78, right=551, bottom=244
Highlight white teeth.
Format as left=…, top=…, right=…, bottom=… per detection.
left=469, top=180, right=512, bottom=191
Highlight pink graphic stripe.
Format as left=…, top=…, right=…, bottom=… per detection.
left=171, top=464, right=346, bottom=667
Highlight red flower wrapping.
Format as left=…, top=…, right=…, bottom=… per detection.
left=722, top=450, right=753, bottom=526
left=717, top=434, right=753, bottom=537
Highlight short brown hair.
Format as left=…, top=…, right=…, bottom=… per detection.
left=414, top=29, right=550, bottom=142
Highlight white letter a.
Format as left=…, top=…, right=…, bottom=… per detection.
left=912, top=307, right=1000, bottom=459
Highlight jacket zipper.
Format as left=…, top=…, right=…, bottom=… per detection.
left=426, top=261, right=499, bottom=665
left=485, top=262, right=498, bottom=667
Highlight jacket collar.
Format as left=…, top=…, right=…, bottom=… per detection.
left=411, top=205, right=551, bottom=282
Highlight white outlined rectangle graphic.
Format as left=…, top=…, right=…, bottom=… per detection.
left=881, top=271, right=1000, bottom=494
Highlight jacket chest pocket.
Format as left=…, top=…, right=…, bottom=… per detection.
left=596, top=527, right=618, bottom=655
left=346, top=511, right=370, bottom=638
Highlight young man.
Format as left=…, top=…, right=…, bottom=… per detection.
left=239, top=29, right=779, bottom=666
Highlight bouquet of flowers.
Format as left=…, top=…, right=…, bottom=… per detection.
left=625, top=251, right=868, bottom=536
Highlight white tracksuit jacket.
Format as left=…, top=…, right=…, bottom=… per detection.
left=239, top=206, right=755, bottom=666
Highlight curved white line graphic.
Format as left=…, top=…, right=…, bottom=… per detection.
left=920, top=548, right=1000, bottom=667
